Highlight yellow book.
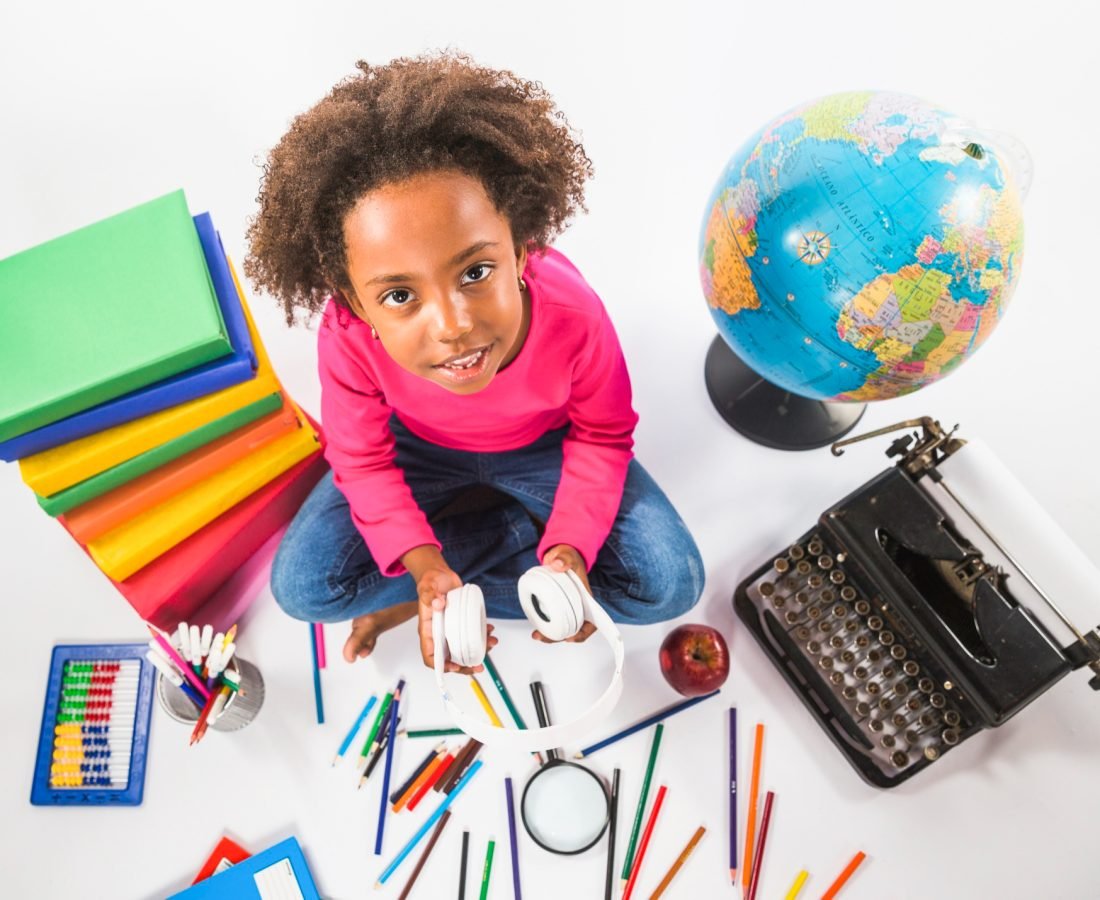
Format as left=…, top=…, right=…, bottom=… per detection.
left=20, top=263, right=274, bottom=496
left=87, top=410, right=319, bottom=581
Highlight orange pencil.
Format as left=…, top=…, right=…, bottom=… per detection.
left=742, top=723, right=765, bottom=893
left=821, top=851, right=867, bottom=899
left=393, top=747, right=447, bottom=812
left=407, top=751, right=456, bottom=811
left=649, top=825, right=705, bottom=899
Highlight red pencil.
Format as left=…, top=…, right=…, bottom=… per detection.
left=407, top=752, right=455, bottom=811
left=822, top=851, right=867, bottom=899
left=746, top=790, right=775, bottom=900
left=622, top=784, right=668, bottom=900
left=189, top=687, right=220, bottom=745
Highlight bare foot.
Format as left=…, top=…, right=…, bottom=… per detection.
left=343, top=601, right=418, bottom=663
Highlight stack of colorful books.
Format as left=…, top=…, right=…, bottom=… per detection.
left=0, top=190, right=328, bottom=628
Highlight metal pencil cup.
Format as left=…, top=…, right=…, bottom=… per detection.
left=156, top=657, right=264, bottom=731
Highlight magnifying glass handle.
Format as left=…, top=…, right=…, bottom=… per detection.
left=530, top=681, right=560, bottom=762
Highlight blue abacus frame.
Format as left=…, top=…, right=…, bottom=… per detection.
left=31, top=643, right=155, bottom=806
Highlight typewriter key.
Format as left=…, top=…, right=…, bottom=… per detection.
left=878, top=631, right=896, bottom=647
left=773, top=557, right=790, bottom=574
left=842, top=686, right=859, bottom=701
left=844, top=619, right=860, bottom=633
left=795, top=591, right=811, bottom=605
left=839, top=650, right=856, bottom=664
left=891, top=750, right=910, bottom=768
left=943, top=710, right=961, bottom=727
left=818, top=620, right=834, bottom=634
left=807, top=539, right=824, bottom=556
left=929, top=692, right=947, bottom=709
left=808, top=574, right=824, bottom=590
left=819, top=588, right=836, bottom=604
left=892, top=711, right=910, bottom=728
left=759, top=581, right=775, bottom=598
left=867, top=716, right=885, bottom=733
left=818, top=555, right=834, bottom=570
left=805, top=640, right=822, bottom=656
left=854, top=701, right=871, bottom=717
left=853, top=598, right=870, bottom=615
left=866, top=649, right=883, bottom=665
left=866, top=615, right=884, bottom=632
left=854, top=666, right=869, bottom=681
left=830, top=569, right=846, bottom=585
left=902, top=660, right=920, bottom=678
left=866, top=680, right=881, bottom=695
left=771, top=595, right=787, bottom=609
left=789, top=544, right=805, bottom=560
left=923, top=746, right=940, bottom=762
left=890, top=644, right=907, bottom=661
left=796, top=560, right=813, bottom=576
left=794, top=626, right=812, bottom=642
left=818, top=655, right=835, bottom=670
left=918, top=678, right=936, bottom=694
left=784, top=610, right=801, bottom=626
left=831, top=604, right=849, bottom=620
left=829, top=634, right=846, bottom=650
left=941, top=728, right=960, bottom=746
left=880, top=734, right=897, bottom=749
left=829, top=671, right=845, bottom=686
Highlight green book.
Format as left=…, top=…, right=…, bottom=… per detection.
left=0, top=190, right=231, bottom=442
left=36, top=392, right=283, bottom=516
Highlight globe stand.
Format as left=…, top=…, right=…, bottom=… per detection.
left=704, top=336, right=866, bottom=451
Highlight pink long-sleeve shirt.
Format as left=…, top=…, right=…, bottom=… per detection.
left=318, top=247, right=639, bottom=577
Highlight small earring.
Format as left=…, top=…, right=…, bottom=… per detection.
left=369, top=324, right=379, bottom=340
left=518, top=276, right=528, bottom=293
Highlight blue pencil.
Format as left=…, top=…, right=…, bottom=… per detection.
left=505, top=777, right=522, bottom=900
left=574, top=689, right=722, bottom=759
left=376, top=759, right=485, bottom=887
left=374, top=680, right=404, bottom=855
left=309, top=622, right=324, bottom=724
left=333, top=694, right=376, bottom=766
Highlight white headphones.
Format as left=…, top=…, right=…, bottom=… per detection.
left=432, top=566, right=625, bottom=753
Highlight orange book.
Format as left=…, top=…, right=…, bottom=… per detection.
left=64, top=400, right=301, bottom=543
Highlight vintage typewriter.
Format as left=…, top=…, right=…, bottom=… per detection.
left=735, top=417, right=1100, bottom=787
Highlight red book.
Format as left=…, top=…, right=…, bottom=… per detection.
left=192, top=836, right=251, bottom=883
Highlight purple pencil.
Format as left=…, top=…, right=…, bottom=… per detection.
left=375, top=679, right=405, bottom=855
left=729, top=706, right=738, bottom=884
left=505, top=777, right=522, bottom=899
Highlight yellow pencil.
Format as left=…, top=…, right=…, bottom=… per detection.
left=470, top=676, right=503, bottom=727
left=785, top=869, right=809, bottom=899
left=222, top=623, right=238, bottom=649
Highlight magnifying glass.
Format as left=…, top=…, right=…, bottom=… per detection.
left=520, top=680, right=610, bottom=855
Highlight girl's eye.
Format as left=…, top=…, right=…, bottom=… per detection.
left=463, top=263, right=493, bottom=284
left=381, top=289, right=413, bottom=308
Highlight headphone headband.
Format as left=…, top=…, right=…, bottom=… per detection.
left=432, top=568, right=625, bottom=753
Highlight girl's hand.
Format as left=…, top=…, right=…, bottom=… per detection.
left=536, top=544, right=598, bottom=644
left=405, top=546, right=497, bottom=674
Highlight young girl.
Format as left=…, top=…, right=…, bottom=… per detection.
left=246, top=52, right=704, bottom=674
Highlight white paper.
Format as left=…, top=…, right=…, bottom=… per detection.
left=253, top=858, right=305, bottom=900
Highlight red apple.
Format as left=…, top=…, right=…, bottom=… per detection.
left=659, top=624, right=730, bottom=696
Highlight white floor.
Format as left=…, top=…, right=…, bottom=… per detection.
left=2, top=3, right=1099, bottom=899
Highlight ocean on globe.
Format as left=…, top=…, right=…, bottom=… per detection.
left=699, top=91, right=1026, bottom=402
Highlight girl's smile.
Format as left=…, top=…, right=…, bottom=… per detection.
left=341, top=170, right=529, bottom=394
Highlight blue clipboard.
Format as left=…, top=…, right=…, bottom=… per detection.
left=168, top=837, right=321, bottom=899
left=0, top=212, right=258, bottom=460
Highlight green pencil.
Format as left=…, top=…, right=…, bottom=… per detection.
left=479, top=839, right=496, bottom=900
left=405, top=727, right=464, bottom=738
left=357, top=690, right=393, bottom=769
left=620, top=723, right=664, bottom=886
left=483, top=653, right=527, bottom=729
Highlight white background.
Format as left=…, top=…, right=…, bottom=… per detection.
left=2, top=2, right=1098, bottom=898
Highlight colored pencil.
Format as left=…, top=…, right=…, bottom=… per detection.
left=313, top=622, right=327, bottom=668
left=459, top=830, right=470, bottom=900
left=650, top=825, right=706, bottom=899
left=478, top=839, right=495, bottom=900
left=407, top=751, right=454, bottom=811
left=621, top=724, right=664, bottom=886
left=575, top=689, right=720, bottom=759
left=375, top=680, right=404, bottom=855
left=438, top=738, right=482, bottom=794
left=358, top=690, right=394, bottom=770
left=742, top=723, right=765, bottom=894
left=335, top=695, right=377, bottom=765
left=405, top=727, right=464, bottom=738
left=397, top=809, right=453, bottom=900
left=309, top=622, right=324, bottom=724
left=746, top=791, right=775, bottom=900
left=391, top=742, right=445, bottom=809
left=470, top=676, right=503, bottom=726
left=729, top=707, right=737, bottom=884
left=376, top=759, right=484, bottom=887
left=821, top=851, right=867, bottom=899
left=189, top=684, right=224, bottom=745
left=483, top=652, right=526, bottom=728
left=621, top=784, right=667, bottom=900
left=605, top=768, right=620, bottom=900
left=785, top=870, right=809, bottom=899
left=505, top=777, right=522, bottom=900
left=444, top=742, right=483, bottom=795
left=364, top=714, right=398, bottom=781
left=147, top=626, right=211, bottom=701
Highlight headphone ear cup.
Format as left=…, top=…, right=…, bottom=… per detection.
left=518, top=567, right=584, bottom=642
left=445, top=584, right=487, bottom=667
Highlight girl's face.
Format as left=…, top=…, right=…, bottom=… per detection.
left=342, top=170, right=529, bottom=395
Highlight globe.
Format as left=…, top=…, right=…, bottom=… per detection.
left=698, top=91, right=1027, bottom=446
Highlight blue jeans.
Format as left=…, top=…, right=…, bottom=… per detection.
left=271, top=417, right=704, bottom=624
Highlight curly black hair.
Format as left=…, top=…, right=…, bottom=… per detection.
left=245, top=50, right=594, bottom=324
